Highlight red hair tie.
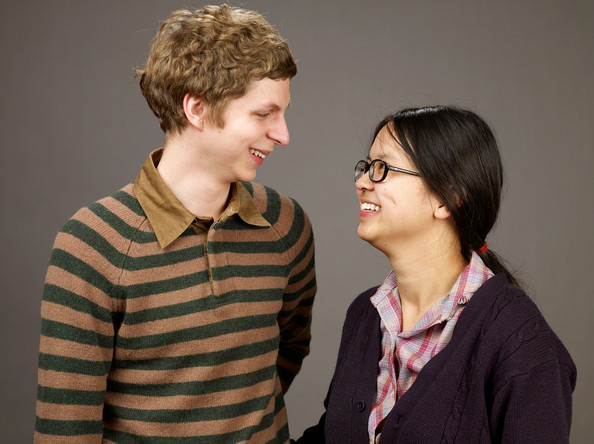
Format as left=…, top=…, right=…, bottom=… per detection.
left=477, top=241, right=488, bottom=255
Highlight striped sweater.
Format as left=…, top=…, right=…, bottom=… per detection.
left=35, top=169, right=316, bottom=442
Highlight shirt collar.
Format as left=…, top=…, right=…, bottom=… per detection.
left=134, top=148, right=270, bottom=249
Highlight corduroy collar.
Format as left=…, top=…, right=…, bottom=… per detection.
left=134, top=148, right=270, bottom=249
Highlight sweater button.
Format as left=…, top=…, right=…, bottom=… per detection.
left=356, top=401, right=366, bottom=412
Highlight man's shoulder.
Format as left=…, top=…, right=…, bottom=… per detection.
left=57, top=183, right=148, bottom=246
left=68, top=183, right=141, bottom=221
left=241, top=181, right=301, bottom=204
left=241, top=181, right=307, bottom=220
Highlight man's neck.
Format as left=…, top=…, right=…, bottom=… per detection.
left=157, top=132, right=231, bottom=220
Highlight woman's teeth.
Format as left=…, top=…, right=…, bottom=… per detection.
left=250, top=148, right=266, bottom=159
left=361, top=202, right=380, bottom=211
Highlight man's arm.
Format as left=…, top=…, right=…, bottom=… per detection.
left=276, top=201, right=316, bottom=392
left=35, top=209, right=121, bottom=442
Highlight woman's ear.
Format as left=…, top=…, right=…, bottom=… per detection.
left=434, top=185, right=464, bottom=219
left=434, top=202, right=452, bottom=220
left=183, top=93, right=206, bottom=130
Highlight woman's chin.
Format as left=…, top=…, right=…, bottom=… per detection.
left=357, top=226, right=374, bottom=244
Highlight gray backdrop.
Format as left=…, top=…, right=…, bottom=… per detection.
left=1, top=1, right=592, bottom=442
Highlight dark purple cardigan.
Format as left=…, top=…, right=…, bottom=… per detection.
left=294, top=274, right=576, bottom=443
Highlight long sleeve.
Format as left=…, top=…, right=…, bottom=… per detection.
left=293, top=276, right=577, bottom=443
left=37, top=180, right=314, bottom=442
left=275, top=199, right=317, bottom=392
left=486, top=306, right=576, bottom=443
left=35, top=207, right=124, bottom=442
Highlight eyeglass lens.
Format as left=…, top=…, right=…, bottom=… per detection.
left=354, top=161, right=367, bottom=182
left=354, top=159, right=387, bottom=182
left=370, top=160, right=386, bottom=181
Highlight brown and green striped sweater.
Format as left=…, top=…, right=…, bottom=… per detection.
left=35, top=153, right=316, bottom=443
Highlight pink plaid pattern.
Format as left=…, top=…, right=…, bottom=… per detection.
left=367, top=252, right=494, bottom=442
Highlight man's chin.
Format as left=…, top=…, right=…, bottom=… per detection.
left=241, top=170, right=258, bottom=183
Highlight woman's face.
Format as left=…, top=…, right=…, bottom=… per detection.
left=355, top=127, right=444, bottom=255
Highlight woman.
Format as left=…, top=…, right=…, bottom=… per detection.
left=294, top=106, right=576, bottom=443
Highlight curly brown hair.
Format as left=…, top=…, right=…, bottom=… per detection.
left=136, top=4, right=297, bottom=133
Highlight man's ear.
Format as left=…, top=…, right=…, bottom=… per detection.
left=183, top=93, right=206, bottom=130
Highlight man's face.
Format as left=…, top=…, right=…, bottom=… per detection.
left=200, top=77, right=291, bottom=184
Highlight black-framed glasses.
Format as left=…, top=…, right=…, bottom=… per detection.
left=354, top=159, right=421, bottom=182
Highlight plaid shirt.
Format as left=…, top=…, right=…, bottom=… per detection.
left=367, top=252, right=494, bottom=442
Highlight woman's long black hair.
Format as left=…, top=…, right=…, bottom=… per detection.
left=373, top=105, right=519, bottom=287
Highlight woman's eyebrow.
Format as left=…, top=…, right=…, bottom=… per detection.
left=368, top=148, right=391, bottom=162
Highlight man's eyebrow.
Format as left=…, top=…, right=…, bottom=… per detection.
left=259, top=102, right=290, bottom=111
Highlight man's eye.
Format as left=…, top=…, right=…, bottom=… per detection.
left=256, top=112, right=271, bottom=118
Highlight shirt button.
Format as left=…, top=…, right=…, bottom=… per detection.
left=356, top=401, right=366, bottom=412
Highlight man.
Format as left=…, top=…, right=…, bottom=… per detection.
left=35, top=5, right=316, bottom=442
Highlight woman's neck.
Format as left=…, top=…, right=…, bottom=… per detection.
left=387, top=237, right=468, bottom=331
